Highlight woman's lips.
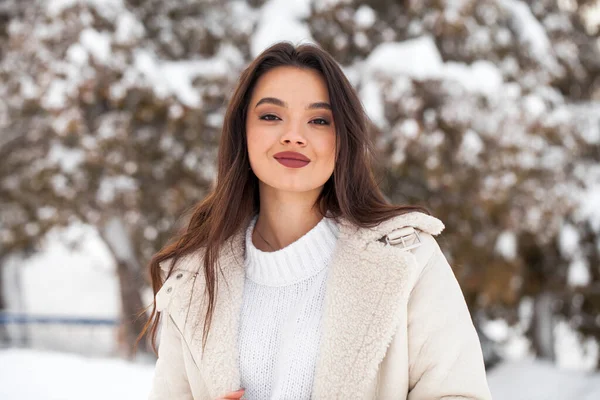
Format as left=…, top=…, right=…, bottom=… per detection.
left=273, top=151, right=311, bottom=168
left=275, top=158, right=310, bottom=168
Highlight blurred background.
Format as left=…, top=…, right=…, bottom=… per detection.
left=0, top=0, right=599, bottom=398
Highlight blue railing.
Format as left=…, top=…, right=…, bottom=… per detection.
left=0, top=313, right=119, bottom=326
left=0, top=311, right=121, bottom=356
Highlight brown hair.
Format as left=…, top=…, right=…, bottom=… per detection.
left=138, top=41, right=429, bottom=353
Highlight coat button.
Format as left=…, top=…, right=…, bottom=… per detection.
left=166, top=287, right=172, bottom=293
left=176, top=273, right=183, bottom=279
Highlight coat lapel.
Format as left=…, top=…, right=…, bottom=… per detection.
left=171, top=228, right=247, bottom=398
left=311, top=216, right=425, bottom=399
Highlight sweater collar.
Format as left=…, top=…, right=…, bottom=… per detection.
left=244, top=214, right=340, bottom=286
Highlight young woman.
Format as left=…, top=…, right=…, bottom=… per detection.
left=143, top=41, right=492, bottom=400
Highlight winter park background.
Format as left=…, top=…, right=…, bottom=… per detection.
left=1, top=0, right=600, bottom=398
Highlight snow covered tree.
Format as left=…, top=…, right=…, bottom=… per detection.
left=307, top=0, right=600, bottom=366
left=1, top=0, right=599, bottom=368
left=0, top=0, right=253, bottom=356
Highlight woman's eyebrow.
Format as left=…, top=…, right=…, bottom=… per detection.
left=254, top=97, right=332, bottom=110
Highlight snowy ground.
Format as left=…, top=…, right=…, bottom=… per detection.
left=488, top=360, right=600, bottom=400
left=1, top=348, right=600, bottom=400
left=0, top=349, right=154, bottom=400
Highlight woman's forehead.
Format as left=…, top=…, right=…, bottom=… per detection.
left=250, top=67, right=330, bottom=107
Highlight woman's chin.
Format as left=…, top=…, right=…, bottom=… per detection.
left=260, top=180, right=322, bottom=194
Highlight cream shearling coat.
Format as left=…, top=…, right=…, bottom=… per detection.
left=149, top=211, right=493, bottom=399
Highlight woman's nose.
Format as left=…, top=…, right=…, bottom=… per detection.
left=280, top=122, right=307, bottom=146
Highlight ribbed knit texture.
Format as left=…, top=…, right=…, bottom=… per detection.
left=238, top=214, right=339, bottom=400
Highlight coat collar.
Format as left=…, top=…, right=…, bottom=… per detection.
left=163, top=211, right=444, bottom=398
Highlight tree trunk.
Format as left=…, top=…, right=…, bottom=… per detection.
left=531, top=291, right=556, bottom=361
left=99, top=217, right=149, bottom=358
left=0, top=254, right=8, bottom=345
left=115, top=258, right=149, bottom=358
left=0, top=254, right=28, bottom=346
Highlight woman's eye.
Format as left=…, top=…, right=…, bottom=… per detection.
left=259, top=114, right=280, bottom=121
left=259, top=114, right=330, bottom=125
left=311, top=118, right=330, bottom=126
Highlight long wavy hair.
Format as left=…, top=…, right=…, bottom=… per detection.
left=138, top=41, right=429, bottom=353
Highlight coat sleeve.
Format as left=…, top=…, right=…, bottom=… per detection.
left=148, top=312, right=194, bottom=400
left=406, top=235, right=492, bottom=400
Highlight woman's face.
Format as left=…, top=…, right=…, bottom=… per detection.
left=246, top=66, right=336, bottom=194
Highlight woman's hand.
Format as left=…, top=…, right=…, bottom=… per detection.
left=216, top=388, right=245, bottom=399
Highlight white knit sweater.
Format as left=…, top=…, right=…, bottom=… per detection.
left=238, top=214, right=340, bottom=400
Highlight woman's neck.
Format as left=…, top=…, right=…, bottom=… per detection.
left=253, top=187, right=324, bottom=252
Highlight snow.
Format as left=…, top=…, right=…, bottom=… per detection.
left=557, top=0, right=578, bottom=12
left=444, top=60, right=504, bottom=96
left=581, top=1, right=600, bottom=35
left=44, top=0, right=246, bottom=111
left=0, top=349, right=154, bottom=400
left=567, top=257, right=591, bottom=287
left=251, top=0, right=314, bottom=57
left=18, top=76, right=39, bottom=99
left=581, top=186, right=600, bottom=233
left=495, top=230, right=517, bottom=261
left=114, top=12, right=145, bottom=45
left=365, top=36, right=444, bottom=80
left=399, top=119, right=419, bottom=139
left=18, top=224, right=117, bottom=317
left=502, top=330, right=532, bottom=360
left=66, top=43, right=88, bottom=66
left=46, top=0, right=125, bottom=21
left=132, top=46, right=240, bottom=108
left=487, top=359, right=600, bottom=400
left=354, top=5, right=376, bottom=29
left=482, top=319, right=510, bottom=342
left=458, top=129, right=485, bottom=166
left=573, top=164, right=600, bottom=233
left=96, top=175, right=138, bottom=204
left=364, top=36, right=503, bottom=97
left=519, top=297, right=534, bottom=329
left=353, top=31, right=369, bottom=48
left=480, top=310, right=533, bottom=362
left=2, top=223, right=119, bottom=354
left=47, top=142, right=86, bottom=173
left=554, top=319, right=599, bottom=370
left=80, top=28, right=112, bottom=65
left=499, top=0, right=559, bottom=70
left=1, top=348, right=600, bottom=399
left=42, top=79, right=69, bottom=110
left=103, top=217, right=137, bottom=264
left=37, top=206, right=58, bottom=221
left=313, top=0, right=352, bottom=13
left=359, top=79, right=386, bottom=128
left=523, top=94, right=547, bottom=118
left=568, top=102, right=600, bottom=145
left=559, top=223, right=580, bottom=257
